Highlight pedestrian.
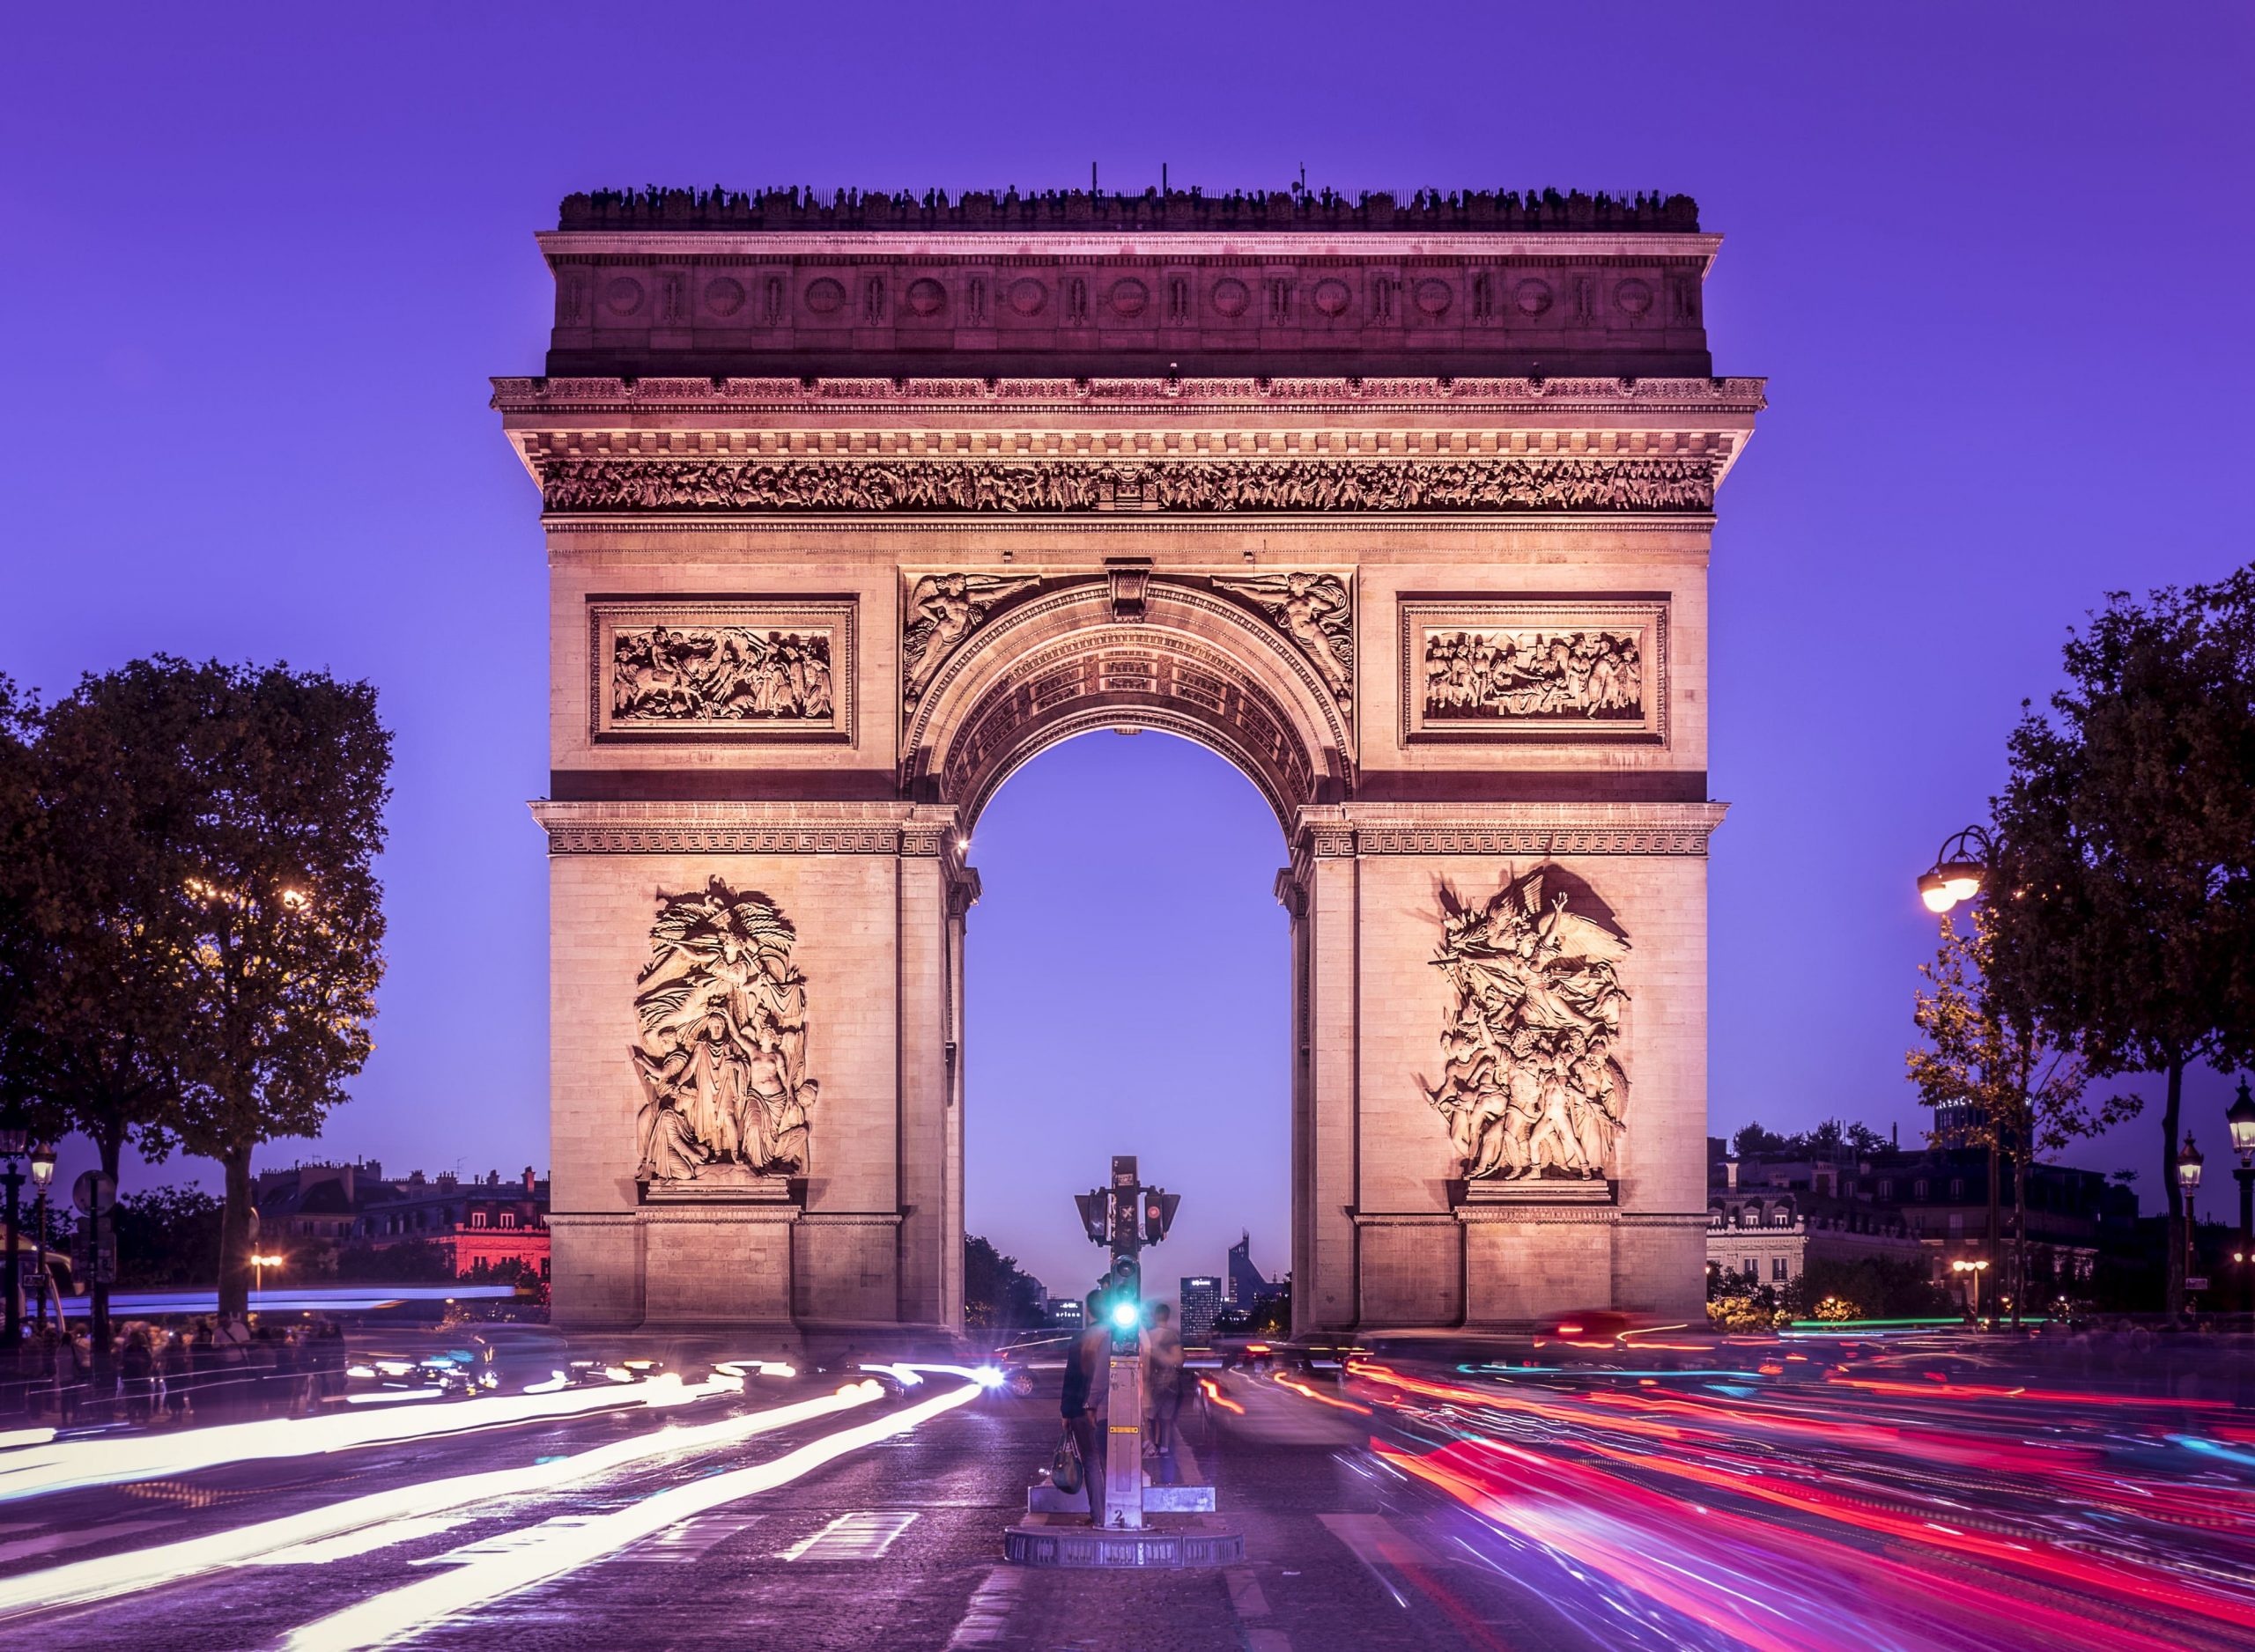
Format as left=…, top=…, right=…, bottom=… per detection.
left=1142, top=1302, right=1184, bottom=1486
left=52, top=1323, right=81, bottom=1425
left=212, top=1311, right=251, bottom=1414
left=161, top=1330, right=190, bottom=1424
left=318, top=1322, right=350, bottom=1404
left=121, top=1326, right=155, bottom=1425
left=1060, top=1289, right=1110, bottom=1526
left=251, top=1324, right=282, bottom=1414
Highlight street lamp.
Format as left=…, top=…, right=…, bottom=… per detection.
left=251, top=1252, right=285, bottom=1297
left=27, top=1143, right=55, bottom=1335
left=2229, top=1079, right=2255, bottom=1317
left=0, top=1112, right=26, bottom=1360
left=1917, top=826, right=1995, bottom=916
left=2178, top=1132, right=2206, bottom=1303
left=1951, top=1257, right=1991, bottom=1323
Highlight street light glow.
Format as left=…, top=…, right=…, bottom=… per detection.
left=1109, top=1299, right=1141, bottom=1330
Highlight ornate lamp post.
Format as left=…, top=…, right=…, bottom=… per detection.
left=0, top=1111, right=26, bottom=1362
left=1916, top=826, right=1994, bottom=916
left=1951, top=1257, right=1991, bottom=1324
left=1916, top=824, right=2005, bottom=1300
left=2177, top=1133, right=2205, bottom=1309
left=2229, top=1080, right=2255, bottom=1318
left=27, top=1143, right=56, bottom=1335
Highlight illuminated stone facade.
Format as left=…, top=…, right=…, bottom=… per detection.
left=499, top=188, right=1761, bottom=1334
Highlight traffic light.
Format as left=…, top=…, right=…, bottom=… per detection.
left=1141, top=1189, right=1179, bottom=1246
left=1105, top=1252, right=1142, bottom=1338
left=1073, top=1191, right=1108, bottom=1246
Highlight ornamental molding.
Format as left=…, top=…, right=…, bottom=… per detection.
left=529, top=799, right=962, bottom=859
left=534, top=454, right=1716, bottom=516
left=1290, top=801, right=1727, bottom=859
left=1400, top=596, right=1667, bottom=747
left=493, top=373, right=1767, bottom=416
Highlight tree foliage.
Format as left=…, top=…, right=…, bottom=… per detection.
left=0, top=659, right=391, bottom=1321
left=1907, top=909, right=2096, bottom=1157
left=112, top=1185, right=223, bottom=1288
left=1986, top=571, right=2255, bottom=1311
left=964, top=1234, right=1045, bottom=1331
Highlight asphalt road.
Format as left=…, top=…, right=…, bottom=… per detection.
left=3, top=1329, right=2252, bottom=1651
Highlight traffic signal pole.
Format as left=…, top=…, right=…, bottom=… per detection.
left=1009, top=1153, right=1238, bottom=1567
left=1068, top=1154, right=1181, bottom=1530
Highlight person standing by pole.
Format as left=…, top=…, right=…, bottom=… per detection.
left=1060, top=1289, right=1109, bottom=1526
left=1142, top=1302, right=1184, bottom=1486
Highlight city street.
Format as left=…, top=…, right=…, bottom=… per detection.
left=4, top=1328, right=2252, bottom=1650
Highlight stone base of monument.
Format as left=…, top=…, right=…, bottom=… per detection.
left=1002, top=1512, right=1244, bottom=1568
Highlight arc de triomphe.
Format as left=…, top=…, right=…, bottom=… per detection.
left=496, top=188, right=1759, bottom=1337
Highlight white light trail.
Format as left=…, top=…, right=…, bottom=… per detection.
left=0, top=1382, right=884, bottom=1621
left=285, top=1379, right=983, bottom=1651
left=0, top=1371, right=730, bottom=1505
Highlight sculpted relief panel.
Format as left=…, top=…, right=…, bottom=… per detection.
left=1213, top=573, right=1355, bottom=712
left=1400, top=600, right=1666, bottom=744
left=537, top=454, right=1717, bottom=515
left=591, top=600, right=854, bottom=741
left=632, top=879, right=818, bottom=1187
left=901, top=573, right=1041, bottom=706
left=1423, top=870, right=1630, bottom=1187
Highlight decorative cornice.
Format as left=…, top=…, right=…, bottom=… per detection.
left=535, top=454, right=1715, bottom=515
left=529, top=799, right=962, bottom=859
left=493, top=373, right=1766, bottom=416
left=552, top=187, right=1704, bottom=237
left=1292, top=800, right=1727, bottom=858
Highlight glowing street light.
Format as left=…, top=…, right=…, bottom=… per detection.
left=1917, top=825, right=1994, bottom=916
left=251, top=1252, right=286, bottom=1295
left=2229, top=1080, right=2255, bottom=1316
left=1951, top=1257, right=1991, bottom=1323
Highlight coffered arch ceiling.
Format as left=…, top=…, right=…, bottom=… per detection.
left=902, top=579, right=1353, bottom=837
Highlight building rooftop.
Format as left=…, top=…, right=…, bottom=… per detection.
left=557, top=186, right=1701, bottom=235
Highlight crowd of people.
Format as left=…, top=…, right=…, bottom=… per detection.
left=15, top=1316, right=351, bottom=1425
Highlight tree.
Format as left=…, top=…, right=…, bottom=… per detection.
left=1731, top=1122, right=1788, bottom=1158
left=112, top=1185, right=223, bottom=1288
left=1986, top=572, right=2255, bottom=1315
left=1909, top=906, right=2102, bottom=1325
left=964, top=1235, right=1044, bottom=1331
left=14, top=666, right=222, bottom=1380
left=152, top=660, right=392, bottom=1319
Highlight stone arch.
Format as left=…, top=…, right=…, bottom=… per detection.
left=903, top=579, right=1354, bottom=836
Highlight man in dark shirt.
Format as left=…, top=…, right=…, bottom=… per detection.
left=1061, top=1289, right=1109, bottom=1524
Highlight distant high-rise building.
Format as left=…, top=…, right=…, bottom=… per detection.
left=1226, top=1232, right=1275, bottom=1307
left=1179, top=1276, right=1222, bottom=1342
left=1049, top=1297, right=1084, bottom=1331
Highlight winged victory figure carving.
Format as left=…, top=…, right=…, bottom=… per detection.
left=1212, top=572, right=1354, bottom=702
left=1420, top=868, right=1630, bottom=1184
left=901, top=572, right=1041, bottom=704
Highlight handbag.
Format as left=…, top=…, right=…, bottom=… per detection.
left=1051, top=1423, right=1085, bottom=1495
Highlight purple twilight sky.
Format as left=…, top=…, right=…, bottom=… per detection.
left=4, top=6, right=2251, bottom=1298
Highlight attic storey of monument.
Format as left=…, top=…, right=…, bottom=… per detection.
left=502, top=184, right=1756, bottom=1338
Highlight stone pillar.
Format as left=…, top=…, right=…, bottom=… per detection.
left=1286, top=823, right=1362, bottom=1335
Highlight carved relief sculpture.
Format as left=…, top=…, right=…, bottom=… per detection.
left=632, top=878, right=818, bottom=1184
left=1421, top=870, right=1630, bottom=1184
left=589, top=600, right=854, bottom=741
left=538, top=455, right=1717, bottom=516
left=901, top=572, right=1040, bottom=704
left=1213, top=572, right=1355, bottom=707
left=1400, top=600, right=1666, bottom=743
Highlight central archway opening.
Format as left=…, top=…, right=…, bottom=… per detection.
left=962, top=727, right=1291, bottom=1328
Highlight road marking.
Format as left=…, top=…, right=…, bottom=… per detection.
left=943, top=1564, right=1025, bottom=1648
left=780, top=1509, right=919, bottom=1560
left=619, top=1511, right=765, bottom=1560
left=418, top=1516, right=602, bottom=1565
left=0, top=1518, right=177, bottom=1567
left=1224, top=1561, right=1290, bottom=1652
